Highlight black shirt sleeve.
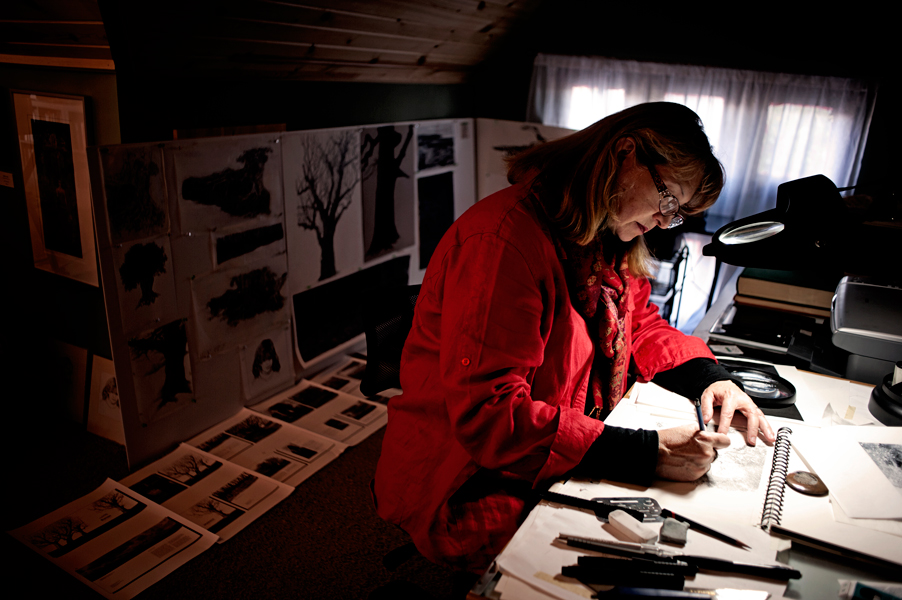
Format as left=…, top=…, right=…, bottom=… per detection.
left=651, top=357, right=743, bottom=400
left=571, top=425, right=658, bottom=487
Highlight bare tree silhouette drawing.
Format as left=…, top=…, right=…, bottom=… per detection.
left=294, top=131, right=359, bottom=280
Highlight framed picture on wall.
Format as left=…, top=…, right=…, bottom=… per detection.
left=12, top=91, right=98, bottom=286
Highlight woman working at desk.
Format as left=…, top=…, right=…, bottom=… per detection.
left=374, top=103, right=775, bottom=574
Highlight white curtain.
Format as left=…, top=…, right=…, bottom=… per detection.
left=527, top=54, right=878, bottom=223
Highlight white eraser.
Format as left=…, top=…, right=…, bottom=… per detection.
left=608, top=509, right=658, bottom=543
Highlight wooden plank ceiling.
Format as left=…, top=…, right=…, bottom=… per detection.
left=2, top=0, right=540, bottom=83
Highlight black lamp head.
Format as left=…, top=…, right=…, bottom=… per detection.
left=703, top=175, right=847, bottom=270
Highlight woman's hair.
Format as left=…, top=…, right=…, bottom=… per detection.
left=506, top=102, right=725, bottom=276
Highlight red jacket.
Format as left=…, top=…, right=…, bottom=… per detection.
left=373, top=184, right=713, bottom=571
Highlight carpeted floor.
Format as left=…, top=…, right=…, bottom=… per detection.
left=4, top=418, right=473, bottom=600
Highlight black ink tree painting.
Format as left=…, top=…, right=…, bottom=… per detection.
left=31, top=119, right=82, bottom=257
left=295, top=131, right=359, bottom=280
left=119, top=242, right=168, bottom=307
left=129, top=319, right=192, bottom=408
left=207, top=267, right=287, bottom=326
left=361, top=125, right=414, bottom=259
left=182, top=147, right=273, bottom=218
left=101, top=146, right=167, bottom=244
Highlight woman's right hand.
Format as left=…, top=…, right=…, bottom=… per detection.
left=655, top=424, right=731, bottom=481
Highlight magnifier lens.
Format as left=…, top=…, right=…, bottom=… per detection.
left=719, top=221, right=784, bottom=245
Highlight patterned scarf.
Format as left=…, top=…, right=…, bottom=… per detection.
left=563, top=234, right=632, bottom=419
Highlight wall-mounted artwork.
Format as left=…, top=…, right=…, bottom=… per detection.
left=292, top=256, right=409, bottom=366
left=128, top=319, right=194, bottom=425
left=360, top=125, right=416, bottom=261
left=170, top=135, right=282, bottom=233
left=475, top=119, right=575, bottom=201
left=190, top=256, right=291, bottom=357
left=112, top=235, right=179, bottom=336
left=283, top=129, right=363, bottom=292
left=214, top=222, right=285, bottom=268
left=86, top=356, right=125, bottom=445
left=13, top=91, right=98, bottom=286
left=417, top=121, right=455, bottom=171
left=97, top=144, right=169, bottom=245
left=417, top=172, right=455, bottom=269
left=239, top=326, right=296, bottom=403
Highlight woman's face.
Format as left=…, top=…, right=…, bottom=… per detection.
left=612, top=138, right=699, bottom=242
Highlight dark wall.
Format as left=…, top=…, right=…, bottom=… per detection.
left=113, top=74, right=473, bottom=144
left=1, top=65, right=121, bottom=422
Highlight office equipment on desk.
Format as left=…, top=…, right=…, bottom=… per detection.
left=693, top=399, right=704, bottom=431
left=537, top=491, right=648, bottom=522
left=831, top=277, right=902, bottom=387
left=555, top=535, right=801, bottom=581
left=609, top=510, right=658, bottom=543
left=659, top=509, right=751, bottom=551
left=759, top=426, right=902, bottom=570
left=722, top=365, right=796, bottom=408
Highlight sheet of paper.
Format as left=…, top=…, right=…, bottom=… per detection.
left=121, top=443, right=294, bottom=542
left=495, top=503, right=788, bottom=600
left=791, top=425, right=902, bottom=519
left=187, top=408, right=345, bottom=487
left=769, top=437, right=902, bottom=567
left=9, top=479, right=217, bottom=600
left=250, top=379, right=387, bottom=446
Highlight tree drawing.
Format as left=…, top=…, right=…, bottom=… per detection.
left=30, top=517, right=87, bottom=552
left=119, top=242, right=168, bottom=307
left=128, top=319, right=192, bottom=407
left=102, top=147, right=166, bottom=243
left=162, top=454, right=214, bottom=482
left=361, top=125, right=414, bottom=258
left=207, top=266, right=287, bottom=326
left=213, top=472, right=257, bottom=502
left=256, top=457, right=288, bottom=477
left=182, top=147, right=273, bottom=217
left=295, top=131, right=360, bottom=280
left=191, top=498, right=232, bottom=520
left=91, top=491, right=130, bottom=513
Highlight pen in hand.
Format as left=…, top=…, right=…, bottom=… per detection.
left=694, top=398, right=705, bottom=431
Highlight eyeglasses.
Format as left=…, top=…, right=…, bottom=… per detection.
left=646, top=165, right=684, bottom=229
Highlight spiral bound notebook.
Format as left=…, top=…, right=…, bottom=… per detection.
left=759, top=426, right=902, bottom=569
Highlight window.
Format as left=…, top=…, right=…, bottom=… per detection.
left=528, top=54, right=877, bottom=222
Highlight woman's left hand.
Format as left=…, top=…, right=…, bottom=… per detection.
left=699, top=380, right=776, bottom=446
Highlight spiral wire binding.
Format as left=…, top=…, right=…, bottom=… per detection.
left=760, top=427, right=793, bottom=530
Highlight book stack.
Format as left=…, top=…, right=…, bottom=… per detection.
left=732, top=268, right=844, bottom=318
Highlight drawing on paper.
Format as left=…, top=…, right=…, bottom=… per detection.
left=293, top=130, right=360, bottom=280
left=491, top=124, right=549, bottom=157
left=252, top=339, right=281, bottom=379
left=161, top=454, right=221, bottom=485
left=29, top=490, right=142, bottom=557
left=100, top=146, right=167, bottom=243
left=189, top=498, right=243, bottom=533
left=418, top=122, right=455, bottom=170
left=128, top=319, right=193, bottom=409
left=212, top=472, right=258, bottom=502
left=256, top=457, right=290, bottom=477
left=181, top=147, right=273, bottom=218
left=417, top=172, right=454, bottom=268
left=700, top=429, right=768, bottom=492
left=216, top=223, right=284, bottom=264
left=860, top=442, right=902, bottom=489
left=207, top=266, right=287, bottom=326
left=119, top=241, right=168, bottom=307
left=360, top=125, right=415, bottom=260
left=31, top=119, right=82, bottom=258
left=225, top=414, right=281, bottom=443
left=101, top=376, right=119, bottom=410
